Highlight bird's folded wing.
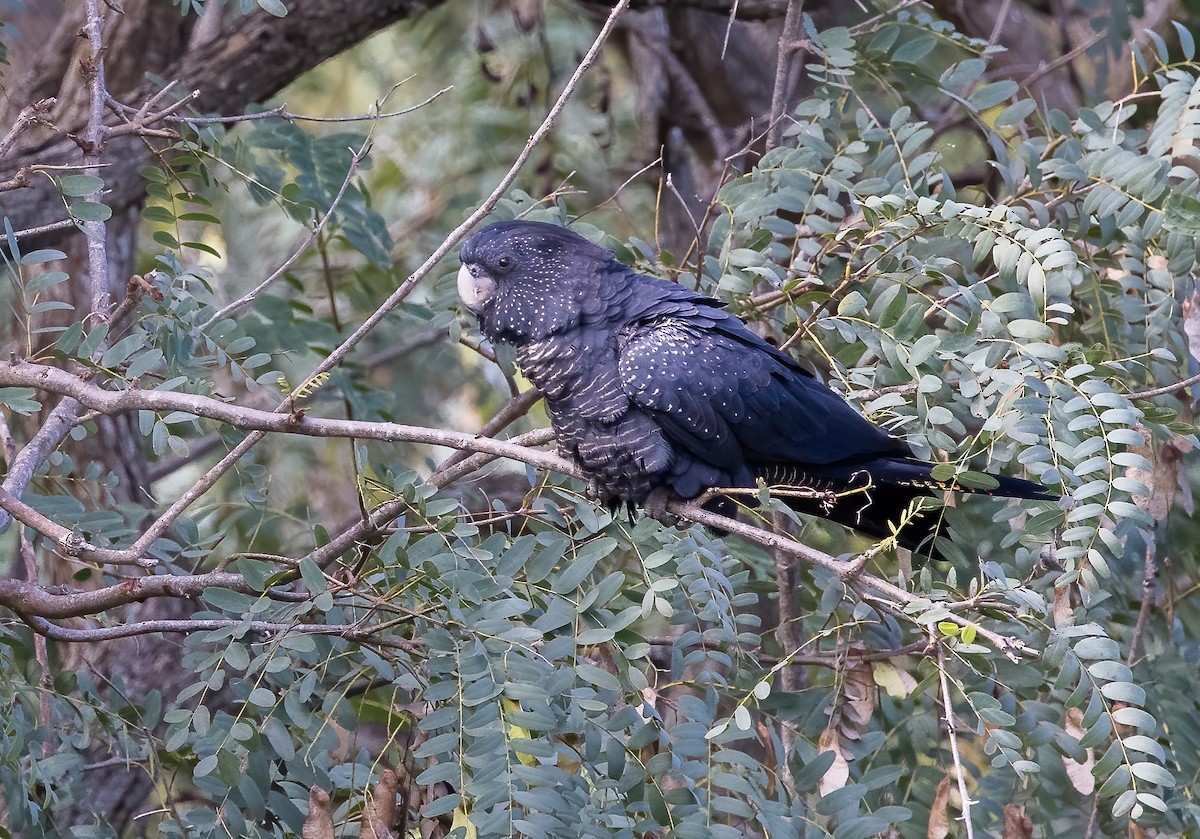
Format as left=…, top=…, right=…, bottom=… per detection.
left=617, top=313, right=907, bottom=475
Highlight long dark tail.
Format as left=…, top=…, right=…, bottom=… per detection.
left=758, top=458, right=1055, bottom=560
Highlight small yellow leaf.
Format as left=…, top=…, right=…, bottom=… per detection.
left=872, top=659, right=918, bottom=699
left=451, top=805, right=477, bottom=839
left=938, top=621, right=960, bottom=637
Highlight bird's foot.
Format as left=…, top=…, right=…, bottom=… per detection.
left=583, top=476, right=603, bottom=501
left=643, top=487, right=681, bottom=528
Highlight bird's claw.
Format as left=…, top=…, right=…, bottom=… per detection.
left=643, top=487, right=681, bottom=528
left=583, top=477, right=603, bottom=501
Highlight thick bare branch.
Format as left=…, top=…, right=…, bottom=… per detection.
left=0, top=360, right=573, bottom=474
left=0, top=0, right=451, bottom=238
left=0, top=569, right=250, bottom=619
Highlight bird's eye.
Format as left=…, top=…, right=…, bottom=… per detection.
left=497, top=256, right=512, bottom=270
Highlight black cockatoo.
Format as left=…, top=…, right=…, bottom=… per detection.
left=457, top=219, right=1053, bottom=556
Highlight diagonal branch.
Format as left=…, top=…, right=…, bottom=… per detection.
left=0, top=361, right=569, bottom=473
left=670, top=498, right=1034, bottom=661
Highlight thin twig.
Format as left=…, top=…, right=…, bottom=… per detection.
left=1127, top=532, right=1157, bottom=666
left=137, top=87, right=452, bottom=125
left=765, top=0, right=803, bottom=152
left=986, top=0, right=1014, bottom=46
left=82, top=0, right=112, bottom=316
left=846, top=0, right=926, bottom=36
left=1125, top=370, right=1200, bottom=401
left=103, top=88, right=200, bottom=138
left=17, top=525, right=54, bottom=758
left=360, top=326, right=450, bottom=370
left=21, top=614, right=423, bottom=651
left=0, top=98, right=56, bottom=158
left=1083, top=798, right=1101, bottom=839
left=937, top=641, right=977, bottom=839
left=772, top=508, right=801, bottom=794
left=123, top=431, right=265, bottom=564
left=10, top=218, right=77, bottom=242
left=1020, top=26, right=1107, bottom=90
left=198, top=142, right=369, bottom=331
left=423, top=427, right=557, bottom=494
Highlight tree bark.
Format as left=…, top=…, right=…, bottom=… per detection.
left=2, top=0, right=446, bottom=243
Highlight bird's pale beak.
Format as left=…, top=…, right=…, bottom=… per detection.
left=457, top=264, right=495, bottom=311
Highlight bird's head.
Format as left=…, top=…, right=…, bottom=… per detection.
left=458, top=220, right=618, bottom=344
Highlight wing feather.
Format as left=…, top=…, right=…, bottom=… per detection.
left=618, top=309, right=908, bottom=495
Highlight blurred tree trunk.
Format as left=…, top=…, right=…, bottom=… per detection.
left=613, top=0, right=1179, bottom=256
left=1, top=0, right=445, bottom=830
left=614, top=2, right=860, bottom=255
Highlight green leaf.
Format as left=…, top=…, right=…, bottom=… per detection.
left=1099, top=681, right=1145, bottom=705
left=70, top=200, right=112, bottom=222
left=0, top=387, right=41, bottom=416
left=1164, top=186, right=1200, bottom=235
left=298, top=559, right=327, bottom=594
left=552, top=538, right=614, bottom=592
left=141, top=206, right=176, bottom=224
left=893, top=35, right=935, bottom=64
left=76, top=324, right=109, bottom=359
left=1122, top=734, right=1165, bottom=761
left=25, top=270, right=69, bottom=293
left=1096, top=764, right=1132, bottom=797
left=183, top=241, right=222, bottom=258
left=20, top=248, right=66, bottom=265
left=194, top=755, right=218, bottom=778
left=1073, top=636, right=1120, bottom=660
left=834, top=816, right=891, bottom=839
left=58, top=175, right=104, bottom=197
left=1129, top=761, right=1175, bottom=787
left=100, top=334, right=145, bottom=369
left=201, top=588, right=252, bottom=613
left=1111, top=707, right=1156, bottom=730
left=247, top=687, right=276, bottom=707
left=791, top=747, right=837, bottom=793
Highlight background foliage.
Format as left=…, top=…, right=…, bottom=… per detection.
left=3, top=1, right=1200, bottom=837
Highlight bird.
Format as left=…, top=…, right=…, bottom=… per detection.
left=457, top=219, right=1054, bottom=558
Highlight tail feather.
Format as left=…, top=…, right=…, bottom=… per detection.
left=755, top=457, right=1055, bottom=560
